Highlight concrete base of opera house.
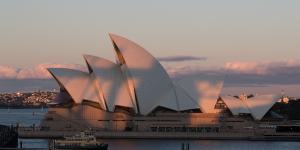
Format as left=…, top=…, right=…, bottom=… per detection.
left=18, top=130, right=300, bottom=141
left=19, top=104, right=300, bottom=140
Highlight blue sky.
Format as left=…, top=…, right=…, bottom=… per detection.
left=0, top=0, right=300, bottom=95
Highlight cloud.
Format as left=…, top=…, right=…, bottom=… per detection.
left=1, top=59, right=300, bottom=85
left=220, top=60, right=300, bottom=85
left=163, top=59, right=300, bottom=85
left=0, top=63, right=85, bottom=79
left=223, top=61, right=268, bottom=75
left=223, top=60, right=300, bottom=75
left=0, top=66, right=18, bottom=79
left=1, top=60, right=300, bottom=95
left=16, top=63, right=86, bottom=79
left=157, top=56, right=207, bottom=62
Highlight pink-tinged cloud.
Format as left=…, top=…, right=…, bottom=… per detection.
left=163, top=65, right=209, bottom=79
left=0, top=66, right=18, bottom=79
left=0, top=63, right=85, bottom=79
left=223, top=61, right=268, bottom=75
left=16, top=63, right=86, bottom=79
left=223, top=60, right=300, bottom=75
left=164, top=65, right=192, bottom=78
left=1, top=59, right=300, bottom=81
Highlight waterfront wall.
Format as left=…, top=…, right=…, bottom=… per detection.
left=18, top=128, right=300, bottom=141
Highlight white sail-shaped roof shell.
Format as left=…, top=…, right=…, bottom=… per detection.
left=244, top=95, right=280, bottom=120
left=173, top=82, right=200, bottom=111
left=221, top=96, right=250, bottom=115
left=177, top=74, right=224, bottom=113
left=83, top=55, right=135, bottom=112
left=48, top=68, right=102, bottom=107
left=109, top=34, right=178, bottom=115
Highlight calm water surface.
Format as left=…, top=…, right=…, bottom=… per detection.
left=0, top=109, right=300, bottom=150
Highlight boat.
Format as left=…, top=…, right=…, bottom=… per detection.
left=53, top=131, right=108, bottom=150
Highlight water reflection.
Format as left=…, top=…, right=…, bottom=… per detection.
left=100, top=139, right=300, bottom=150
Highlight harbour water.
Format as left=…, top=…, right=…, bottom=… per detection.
left=1, top=109, right=300, bottom=150
left=0, top=108, right=48, bottom=149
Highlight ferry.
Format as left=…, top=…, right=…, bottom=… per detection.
left=53, top=131, right=108, bottom=150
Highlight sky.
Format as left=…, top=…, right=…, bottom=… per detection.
left=0, top=0, right=300, bottom=96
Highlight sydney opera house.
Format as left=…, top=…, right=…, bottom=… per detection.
left=40, top=34, right=299, bottom=138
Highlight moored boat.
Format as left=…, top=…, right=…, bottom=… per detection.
left=53, top=131, right=108, bottom=150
